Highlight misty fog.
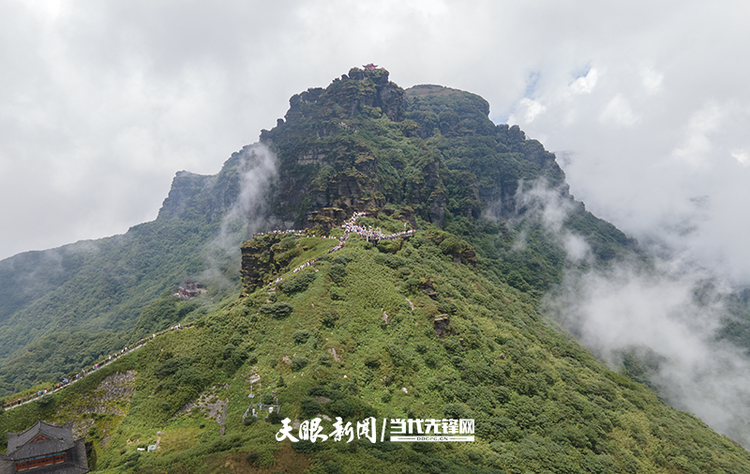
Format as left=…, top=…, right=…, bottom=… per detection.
left=516, top=180, right=750, bottom=448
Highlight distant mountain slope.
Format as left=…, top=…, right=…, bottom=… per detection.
left=0, top=149, right=264, bottom=394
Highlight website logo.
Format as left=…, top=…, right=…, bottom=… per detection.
left=275, top=417, right=475, bottom=443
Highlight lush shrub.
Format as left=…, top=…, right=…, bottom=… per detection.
left=267, top=411, right=284, bottom=424
left=318, top=353, right=332, bottom=366
left=443, top=403, right=470, bottom=420
left=124, top=451, right=140, bottom=468
left=301, top=396, right=321, bottom=417
left=364, top=356, right=381, bottom=369
left=324, top=460, right=342, bottom=474
left=329, top=263, right=347, bottom=284
left=374, top=253, right=404, bottom=268
left=154, top=357, right=183, bottom=378
left=322, top=311, right=340, bottom=327
left=281, top=272, right=317, bottom=294
left=291, top=356, right=309, bottom=371
left=292, top=330, right=312, bottom=344
left=292, top=439, right=320, bottom=454
left=260, top=302, right=293, bottom=319
left=222, top=343, right=237, bottom=360
left=245, top=452, right=259, bottom=465
left=328, top=399, right=354, bottom=418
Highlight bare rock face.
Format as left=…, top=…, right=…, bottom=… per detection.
left=77, top=370, right=137, bottom=417
left=327, top=347, right=341, bottom=362
left=308, top=207, right=347, bottom=233
left=419, top=278, right=439, bottom=300
left=72, top=370, right=137, bottom=440
left=297, top=148, right=328, bottom=166
left=156, top=148, right=247, bottom=224
left=260, top=68, right=417, bottom=228
left=428, top=191, right=447, bottom=227
left=433, top=316, right=449, bottom=338
left=158, top=171, right=214, bottom=220
left=343, top=67, right=404, bottom=121
left=240, top=234, right=291, bottom=292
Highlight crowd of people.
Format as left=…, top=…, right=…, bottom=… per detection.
left=344, top=222, right=415, bottom=242
left=341, top=212, right=416, bottom=241
left=252, top=229, right=307, bottom=238
left=266, top=212, right=414, bottom=288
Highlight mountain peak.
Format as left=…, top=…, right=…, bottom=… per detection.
left=275, top=66, right=404, bottom=126
left=259, top=68, right=562, bottom=231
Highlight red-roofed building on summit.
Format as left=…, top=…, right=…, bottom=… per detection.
left=0, top=420, right=88, bottom=473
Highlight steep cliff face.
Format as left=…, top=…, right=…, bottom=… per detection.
left=286, top=67, right=404, bottom=123
left=239, top=234, right=289, bottom=292
left=157, top=149, right=249, bottom=224
left=157, top=171, right=214, bottom=220
left=258, top=68, right=573, bottom=235
left=261, top=67, right=412, bottom=225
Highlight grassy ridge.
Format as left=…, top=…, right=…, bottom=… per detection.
left=3, top=225, right=749, bottom=473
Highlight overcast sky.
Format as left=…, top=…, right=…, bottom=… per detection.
left=2, top=0, right=749, bottom=287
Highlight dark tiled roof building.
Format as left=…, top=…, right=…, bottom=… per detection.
left=0, top=421, right=88, bottom=473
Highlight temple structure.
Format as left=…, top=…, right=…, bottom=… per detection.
left=173, top=279, right=206, bottom=299
left=0, top=420, right=88, bottom=473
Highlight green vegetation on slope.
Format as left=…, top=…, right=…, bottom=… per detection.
left=2, top=225, right=749, bottom=473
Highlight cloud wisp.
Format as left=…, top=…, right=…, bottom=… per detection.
left=200, top=143, right=279, bottom=291
left=512, top=180, right=593, bottom=263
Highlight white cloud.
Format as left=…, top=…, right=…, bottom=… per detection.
left=640, top=66, right=664, bottom=94
left=599, top=94, right=637, bottom=126
left=513, top=180, right=592, bottom=263
left=732, top=150, right=750, bottom=166
left=517, top=98, right=547, bottom=122
left=544, top=258, right=750, bottom=447
left=570, top=67, right=598, bottom=94
left=671, top=102, right=722, bottom=168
